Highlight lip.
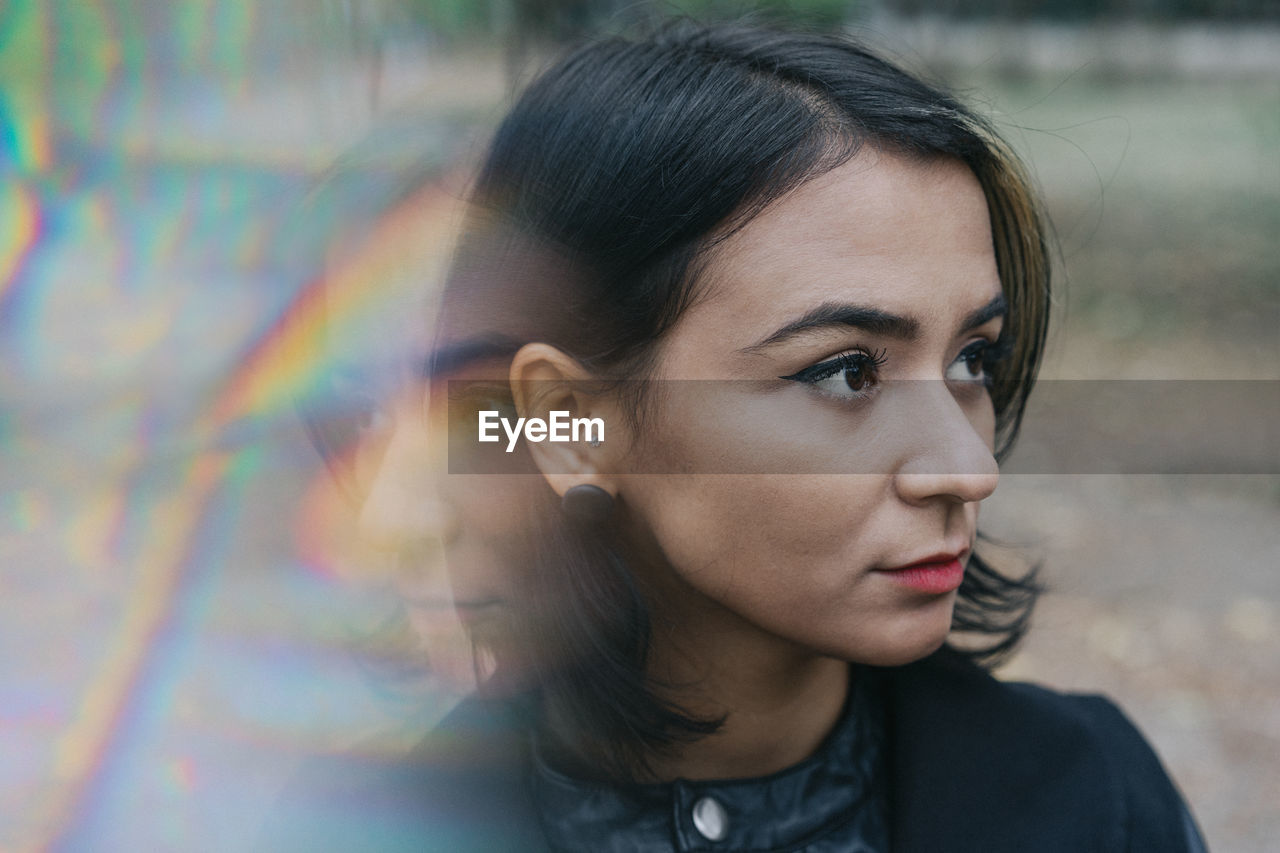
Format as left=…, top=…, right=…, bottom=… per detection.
left=874, top=549, right=968, bottom=594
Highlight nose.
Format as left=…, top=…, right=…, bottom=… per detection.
left=356, top=409, right=457, bottom=551
left=891, top=382, right=1000, bottom=506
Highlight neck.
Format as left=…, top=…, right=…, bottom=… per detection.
left=613, top=543, right=852, bottom=780
left=644, top=639, right=850, bottom=782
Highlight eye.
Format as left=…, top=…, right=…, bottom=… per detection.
left=945, top=338, right=1012, bottom=386
left=298, top=364, right=404, bottom=502
left=330, top=369, right=396, bottom=436
left=780, top=349, right=887, bottom=400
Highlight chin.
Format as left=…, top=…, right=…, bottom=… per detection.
left=859, top=633, right=950, bottom=668
left=839, top=607, right=956, bottom=668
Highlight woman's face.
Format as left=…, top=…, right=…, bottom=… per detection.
left=613, top=151, right=1005, bottom=667
left=350, top=361, right=549, bottom=693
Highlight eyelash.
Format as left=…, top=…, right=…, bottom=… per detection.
left=953, top=337, right=1014, bottom=386
left=779, top=336, right=1015, bottom=399
left=779, top=348, right=888, bottom=398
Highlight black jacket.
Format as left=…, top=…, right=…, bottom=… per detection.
left=259, top=648, right=1206, bottom=852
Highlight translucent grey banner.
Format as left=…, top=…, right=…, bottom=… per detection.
left=446, top=380, right=1279, bottom=475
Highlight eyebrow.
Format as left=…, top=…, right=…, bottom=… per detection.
left=740, top=293, right=1007, bottom=354
left=962, top=293, right=1008, bottom=332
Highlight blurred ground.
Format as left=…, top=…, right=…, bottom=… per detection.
left=2, top=19, right=1277, bottom=853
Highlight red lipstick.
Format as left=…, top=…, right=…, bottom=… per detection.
left=876, top=551, right=966, bottom=594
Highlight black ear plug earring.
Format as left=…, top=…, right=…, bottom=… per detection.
left=561, top=484, right=615, bottom=523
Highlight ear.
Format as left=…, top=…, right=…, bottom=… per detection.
left=508, top=343, right=624, bottom=499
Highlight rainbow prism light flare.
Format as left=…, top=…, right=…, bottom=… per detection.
left=0, top=2, right=479, bottom=848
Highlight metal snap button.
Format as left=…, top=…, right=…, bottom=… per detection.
left=691, top=795, right=728, bottom=842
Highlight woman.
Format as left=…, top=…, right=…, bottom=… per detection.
left=270, top=20, right=1206, bottom=852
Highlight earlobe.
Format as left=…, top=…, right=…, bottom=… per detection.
left=508, top=343, right=622, bottom=499
left=560, top=483, right=616, bottom=523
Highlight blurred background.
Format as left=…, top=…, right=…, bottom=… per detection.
left=1, top=0, right=1277, bottom=850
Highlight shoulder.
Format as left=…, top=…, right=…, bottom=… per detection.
left=880, top=647, right=1206, bottom=853
left=254, top=695, right=546, bottom=853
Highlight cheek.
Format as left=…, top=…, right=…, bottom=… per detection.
left=630, top=382, right=890, bottom=477
left=621, top=390, right=893, bottom=593
left=624, top=472, right=950, bottom=666
left=626, top=473, right=886, bottom=602
left=439, top=474, right=547, bottom=589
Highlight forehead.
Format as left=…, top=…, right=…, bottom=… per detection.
left=684, top=151, right=999, bottom=347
